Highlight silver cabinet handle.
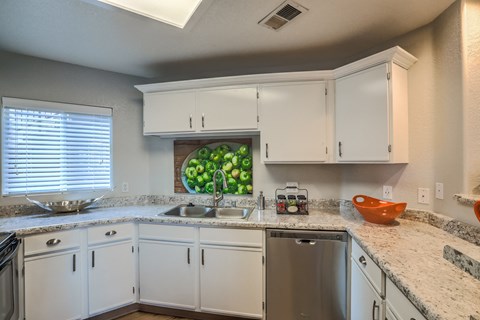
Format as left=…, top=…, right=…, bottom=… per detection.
left=105, top=230, right=117, bottom=237
left=46, top=238, right=61, bottom=246
left=189, top=114, right=193, bottom=128
left=92, top=251, right=95, bottom=268
left=73, top=254, right=76, bottom=272
left=372, top=300, right=379, bottom=320
left=359, top=255, right=367, bottom=266
left=266, top=143, right=269, bottom=159
left=338, top=141, right=343, bottom=157
left=201, top=249, right=205, bottom=266
left=202, top=113, right=205, bottom=128
left=187, top=248, right=190, bottom=265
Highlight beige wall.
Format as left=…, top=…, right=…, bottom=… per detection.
left=0, top=51, right=151, bottom=205
left=149, top=0, right=480, bottom=226
left=339, top=1, right=479, bottom=225
left=463, top=0, right=480, bottom=193
left=1, top=1, right=477, bottom=226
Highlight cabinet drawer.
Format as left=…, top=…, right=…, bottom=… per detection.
left=352, top=240, right=383, bottom=295
left=200, top=228, right=262, bottom=247
left=88, top=223, right=134, bottom=245
left=139, top=224, right=195, bottom=243
left=386, top=278, right=426, bottom=320
left=24, top=230, right=80, bottom=256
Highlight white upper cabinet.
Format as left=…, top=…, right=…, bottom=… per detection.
left=142, top=86, right=258, bottom=136
left=196, top=87, right=258, bottom=131
left=259, top=81, right=328, bottom=163
left=335, top=58, right=413, bottom=163
left=143, top=91, right=196, bottom=134
left=137, top=46, right=417, bottom=162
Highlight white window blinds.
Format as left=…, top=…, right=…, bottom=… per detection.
left=2, top=97, right=112, bottom=196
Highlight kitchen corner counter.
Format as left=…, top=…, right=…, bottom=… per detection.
left=350, top=220, right=480, bottom=320
left=0, top=204, right=478, bottom=320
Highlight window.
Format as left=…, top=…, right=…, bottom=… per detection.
left=1, top=97, right=112, bottom=196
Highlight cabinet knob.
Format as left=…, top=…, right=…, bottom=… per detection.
left=189, top=114, right=193, bottom=129
left=105, top=230, right=117, bottom=237
left=266, top=143, right=269, bottom=159
left=359, top=255, right=367, bottom=266
left=338, top=141, right=343, bottom=157
left=202, top=114, right=205, bottom=128
left=46, top=238, right=61, bottom=246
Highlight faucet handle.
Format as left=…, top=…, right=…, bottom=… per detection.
left=232, top=201, right=237, bottom=208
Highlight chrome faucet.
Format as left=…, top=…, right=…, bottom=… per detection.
left=212, top=169, right=228, bottom=207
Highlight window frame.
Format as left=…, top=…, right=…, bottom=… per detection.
left=1, top=97, right=113, bottom=196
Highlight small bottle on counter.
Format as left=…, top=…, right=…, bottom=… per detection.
left=257, top=191, right=266, bottom=210
left=297, top=195, right=308, bottom=213
left=287, top=195, right=298, bottom=214
left=276, top=195, right=287, bottom=214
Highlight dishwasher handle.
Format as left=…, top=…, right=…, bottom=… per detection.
left=295, top=239, right=317, bottom=245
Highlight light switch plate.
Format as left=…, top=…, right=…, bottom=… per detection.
left=435, top=183, right=444, bottom=199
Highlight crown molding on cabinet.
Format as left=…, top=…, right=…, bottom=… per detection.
left=135, top=46, right=417, bottom=93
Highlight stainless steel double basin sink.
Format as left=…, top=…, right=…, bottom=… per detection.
left=159, top=204, right=253, bottom=220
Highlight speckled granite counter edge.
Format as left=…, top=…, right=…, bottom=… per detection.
left=1, top=195, right=478, bottom=245
left=443, top=245, right=480, bottom=281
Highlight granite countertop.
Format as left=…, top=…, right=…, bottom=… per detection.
left=0, top=205, right=478, bottom=320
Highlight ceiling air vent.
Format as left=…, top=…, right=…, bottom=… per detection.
left=259, top=0, right=308, bottom=31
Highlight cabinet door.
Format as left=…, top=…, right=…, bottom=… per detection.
left=25, top=251, right=81, bottom=320
left=259, top=82, right=327, bottom=163
left=351, top=259, right=384, bottom=320
left=143, top=91, right=195, bottom=134
left=88, top=241, right=135, bottom=315
left=335, top=64, right=390, bottom=162
left=138, top=241, right=196, bottom=310
left=386, top=306, right=399, bottom=320
left=200, top=246, right=262, bottom=318
left=196, top=87, right=258, bottom=131
left=386, top=278, right=426, bottom=320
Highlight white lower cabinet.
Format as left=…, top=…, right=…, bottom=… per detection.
left=385, top=278, right=426, bottom=320
left=350, top=239, right=427, bottom=320
left=351, top=259, right=384, bottom=320
left=199, top=246, right=263, bottom=318
left=87, top=241, right=135, bottom=315
left=199, top=227, right=263, bottom=318
left=138, top=240, right=196, bottom=309
left=138, top=224, right=196, bottom=310
left=138, top=224, right=264, bottom=319
left=87, top=223, right=136, bottom=316
left=24, top=250, right=82, bottom=320
left=23, top=230, right=82, bottom=320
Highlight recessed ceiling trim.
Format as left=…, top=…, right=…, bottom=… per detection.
left=97, top=0, right=203, bottom=28
left=259, top=0, right=308, bottom=31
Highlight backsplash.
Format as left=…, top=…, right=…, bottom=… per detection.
left=0, top=194, right=478, bottom=246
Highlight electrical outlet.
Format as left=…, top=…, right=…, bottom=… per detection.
left=121, top=182, right=129, bottom=193
left=383, top=186, right=393, bottom=200
left=435, top=183, right=444, bottom=200
left=418, top=188, right=429, bottom=204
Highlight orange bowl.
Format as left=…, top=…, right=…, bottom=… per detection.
left=474, top=201, right=480, bottom=223
left=352, top=195, right=406, bottom=224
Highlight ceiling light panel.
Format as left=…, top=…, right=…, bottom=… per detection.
left=97, top=0, right=202, bottom=28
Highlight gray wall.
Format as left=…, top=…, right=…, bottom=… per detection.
left=0, top=51, right=151, bottom=205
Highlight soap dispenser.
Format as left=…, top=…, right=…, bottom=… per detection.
left=257, top=191, right=266, bottom=210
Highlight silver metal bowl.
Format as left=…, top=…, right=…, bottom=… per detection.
left=26, top=195, right=105, bottom=213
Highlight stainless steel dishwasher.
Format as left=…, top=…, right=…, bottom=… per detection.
left=266, top=229, right=348, bottom=320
